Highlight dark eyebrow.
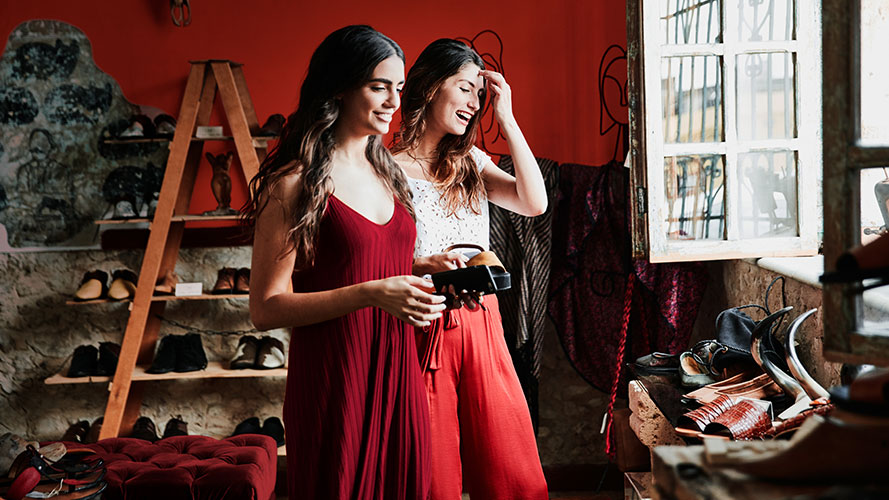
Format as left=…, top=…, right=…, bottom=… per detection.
left=458, top=79, right=476, bottom=88
left=368, top=78, right=405, bottom=85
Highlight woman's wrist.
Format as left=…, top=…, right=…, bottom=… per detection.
left=355, top=280, right=377, bottom=309
left=499, top=117, right=520, bottom=138
left=412, top=256, right=429, bottom=276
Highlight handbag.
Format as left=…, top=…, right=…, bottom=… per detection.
left=709, top=276, right=789, bottom=372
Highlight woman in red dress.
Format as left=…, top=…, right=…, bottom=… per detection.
left=391, top=39, right=549, bottom=500
left=244, top=25, right=446, bottom=500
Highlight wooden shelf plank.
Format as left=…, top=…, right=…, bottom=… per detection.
left=151, top=293, right=248, bottom=301
left=46, top=361, right=285, bottom=385
left=101, top=135, right=277, bottom=145
left=66, top=293, right=248, bottom=305
left=95, top=214, right=241, bottom=225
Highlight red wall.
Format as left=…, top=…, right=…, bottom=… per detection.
left=1, top=1, right=626, bottom=211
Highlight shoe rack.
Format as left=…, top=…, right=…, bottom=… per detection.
left=45, top=60, right=284, bottom=439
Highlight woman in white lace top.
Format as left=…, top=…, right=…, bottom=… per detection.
left=391, top=39, right=549, bottom=500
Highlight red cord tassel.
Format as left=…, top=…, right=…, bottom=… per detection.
left=605, top=271, right=635, bottom=460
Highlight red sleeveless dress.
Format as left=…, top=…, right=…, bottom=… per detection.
left=283, top=195, right=430, bottom=500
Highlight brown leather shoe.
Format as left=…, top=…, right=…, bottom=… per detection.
left=130, top=416, right=158, bottom=442
left=162, top=416, right=188, bottom=438
left=702, top=399, right=772, bottom=440
left=212, top=267, right=236, bottom=294
left=234, top=267, right=250, bottom=294
left=154, top=270, right=179, bottom=295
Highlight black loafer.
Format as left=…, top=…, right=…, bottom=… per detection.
left=232, top=416, right=262, bottom=436
left=68, top=345, right=98, bottom=377
left=261, top=417, right=285, bottom=447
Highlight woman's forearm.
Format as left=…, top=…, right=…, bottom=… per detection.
left=250, top=282, right=372, bottom=331
left=501, top=120, right=548, bottom=216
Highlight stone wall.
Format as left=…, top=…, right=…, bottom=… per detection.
left=0, top=251, right=841, bottom=467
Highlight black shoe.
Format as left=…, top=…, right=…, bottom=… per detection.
left=229, top=335, right=259, bottom=370
left=130, top=416, right=158, bottom=442
left=261, top=417, right=285, bottom=447
left=232, top=416, right=261, bottom=436
left=162, top=416, right=188, bottom=438
left=146, top=335, right=180, bottom=374
left=176, top=333, right=208, bottom=372
left=255, top=336, right=285, bottom=370
left=68, top=345, right=98, bottom=377
left=95, top=342, right=121, bottom=376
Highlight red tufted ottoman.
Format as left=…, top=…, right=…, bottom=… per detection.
left=79, top=435, right=277, bottom=500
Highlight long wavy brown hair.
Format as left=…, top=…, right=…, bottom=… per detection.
left=242, top=25, right=414, bottom=268
left=392, top=38, right=487, bottom=217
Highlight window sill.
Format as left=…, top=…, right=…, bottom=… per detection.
left=753, top=255, right=889, bottom=314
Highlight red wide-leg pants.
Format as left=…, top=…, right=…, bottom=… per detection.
left=417, top=295, right=548, bottom=500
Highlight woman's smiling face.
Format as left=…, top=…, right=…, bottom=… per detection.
left=426, top=63, right=484, bottom=137
left=339, top=55, right=405, bottom=136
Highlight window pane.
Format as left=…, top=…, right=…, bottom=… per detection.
left=662, top=56, right=724, bottom=143
left=860, top=166, right=889, bottom=242
left=661, top=0, right=722, bottom=44
left=664, top=155, right=725, bottom=240
left=857, top=166, right=889, bottom=338
left=738, top=0, right=795, bottom=42
left=736, top=52, right=796, bottom=140
left=860, top=0, right=889, bottom=145
left=737, top=150, right=798, bottom=238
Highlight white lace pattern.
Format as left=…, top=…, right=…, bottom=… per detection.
left=408, top=147, right=491, bottom=258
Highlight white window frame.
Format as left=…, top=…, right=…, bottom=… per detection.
left=630, top=0, right=822, bottom=263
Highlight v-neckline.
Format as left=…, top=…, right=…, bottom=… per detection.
left=330, top=194, right=396, bottom=227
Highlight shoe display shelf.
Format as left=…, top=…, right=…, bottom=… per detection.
left=66, top=292, right=249, bottom=305
left=101, top=134, right=276, bottom=145
left=44, top=361, right=286, bottom=385
left=47, top=60, right=284, bottom=442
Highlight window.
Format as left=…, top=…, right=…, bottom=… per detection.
left=822, top=0, right=889, bottom=365
left=628, top=0, right=821, bottom=262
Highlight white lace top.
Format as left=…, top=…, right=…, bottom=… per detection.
left=407, top=146, right=491, bottom=258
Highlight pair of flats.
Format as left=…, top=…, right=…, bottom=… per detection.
left=67, top=343, right=120, bottom=378
left=73, top=270, right=137, bottom=301
left=231, top=417, right=285, bottom=447
left=229, top=335, right=285, bottom=370
left=146, top=333, right=207, bottom=374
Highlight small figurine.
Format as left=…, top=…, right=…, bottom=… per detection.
left=203, top=151, right=237, bottom=216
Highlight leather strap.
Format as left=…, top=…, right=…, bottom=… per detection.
left=467, top=251, right=505, bottom=270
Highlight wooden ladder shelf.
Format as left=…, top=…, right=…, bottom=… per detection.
left=99, top=60, right=265, bottom=439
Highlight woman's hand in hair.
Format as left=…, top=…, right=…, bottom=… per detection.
left=412, top=251, right=468, bottom=276
left=365, top=275, right=446, bottom=327
left=480, top=70, right=516, bottom=129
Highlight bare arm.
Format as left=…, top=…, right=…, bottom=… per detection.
left=249, top=173, right=445, bottom=331
left=479, top=69, right=547, bottom=217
